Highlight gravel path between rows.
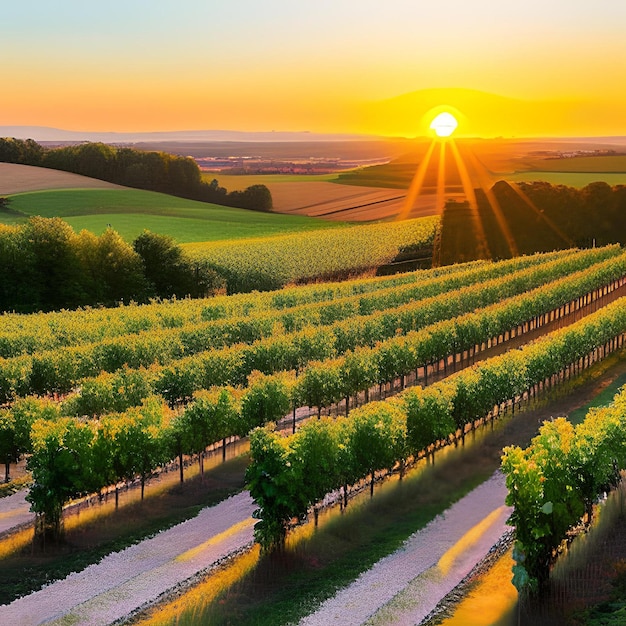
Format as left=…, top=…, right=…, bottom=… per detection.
left=300, top=471, right=512, bottom=626
left=0, top=474, right=510, bottom=626
left=0, top=492, right=255, bottom=626
left=0, top=490, right=33, bottom=535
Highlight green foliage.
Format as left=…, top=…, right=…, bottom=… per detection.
left=401, top=384, right=455, bottom=455
left=240, top=371, right=293, bottom=433
left=0, top=411, right=19, bottom=481
left=0, top=247, right=576, bottom=360
left=75, top=228, right=150, bottom=303
left=246, top=427, right=297, bottom=550
left=177, top=387, right=240, bottom=457
left=295, top=359, right=343, bottom=417
left=26, top=417, right=98, bottom=542
left=502, top=388, right=626, bottom=594
left=2, top=244, right=626, bottom=551
left=348, top=402, right=407, bottom=476
left=247, top=294, right=626, bottom=550
left=0, top=215, right=231, bottom=312
left=439, top=179, right=626, bottom=265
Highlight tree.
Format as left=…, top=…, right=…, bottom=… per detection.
left=133, top=230, right=224, bottom=299
left=22, top=217, right=86, bottom=310
left=227, top=185, right=273, bottom=212
left=76, top=228, right=149, bottom=304
left=0, top=411, right=20, bottom=482
left=0, top=223, right=36, bottom=312
left=133, top=231, right=186, bottom=298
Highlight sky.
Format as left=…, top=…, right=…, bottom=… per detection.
left=3, top=0, right=626, bottom=137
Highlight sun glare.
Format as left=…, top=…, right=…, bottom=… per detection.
left=430, top=112, right=458, bottom=137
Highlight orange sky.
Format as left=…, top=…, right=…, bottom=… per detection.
left=3, top=1, right=626, bottom=137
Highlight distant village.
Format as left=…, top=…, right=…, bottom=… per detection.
left=195, top=155, right=389, bottom=174
left=548, top=149, right=626, bottom=159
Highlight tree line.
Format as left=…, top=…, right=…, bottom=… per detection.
left=0, top=137, right=272, bottom=212
left=482, top=180, right=626, bottom=255
left=0, top=218, right=224, bottom=312
left=438, top=179, right=626, bottom=265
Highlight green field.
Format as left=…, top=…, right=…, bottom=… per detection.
left=202, top=172, right=341, bottom=190
left=333, top=163, right=418, bottom=189
left=4, top=188, right=345, bottom=243
left=521, top=155, right=626, bottom=173
left=507, top=171, right=626, bottom=187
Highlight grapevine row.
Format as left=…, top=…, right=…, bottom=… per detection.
left=246, top=296, right=626, bottom=549
left=14, top=289, right=626, bottom=542
left=3, top=254, right=624, bottom=485
left=0, top=247, right=619, bottom=406
left=0, top=247, right=584, bottom=359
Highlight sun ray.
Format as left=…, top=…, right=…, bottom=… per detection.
left=448, top=139, right=491, bottom=258
left=397, top=138, right=437, bottom=221
left=507, top=181, right=574, bottom=246
left=436, top=140, right=447, bottom=212
left=462, top=145, right=519, bottom=257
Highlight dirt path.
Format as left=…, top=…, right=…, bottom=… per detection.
left=0, top=492, right=255, bottom=626
left=300, top=472, right=511, bottom=626
left=0, top=490, right=33, bottom=534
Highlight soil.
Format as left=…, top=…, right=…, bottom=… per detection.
left=265, top=181, right=439, bottom=221
left=0, top=163, right=125, bottom=195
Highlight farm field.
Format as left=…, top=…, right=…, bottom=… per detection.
left=7, top=2, right=626, bottom=623
left=206, top=173, right=426, bottom=222
left=507, top=171, right=626, bottom=187
left=205, top=173, right=341, bottom=187
left=517, top=154, right=626, bottom=173
left=1, top=247, right=626, bottom=624
left=129, top=288, right=623, bottom=626
left=5, top=188, right=343, bottom=243
left=0, top=166, right=346, bottom=242
left=0, top=162, right=125, bottom=194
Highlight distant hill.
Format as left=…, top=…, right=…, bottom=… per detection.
left=0, top=126, right=385, bottom=144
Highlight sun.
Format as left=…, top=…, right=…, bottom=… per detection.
left=430, top=112, right=458, bottom=137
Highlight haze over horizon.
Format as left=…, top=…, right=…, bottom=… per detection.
left=3, top=1, right=626, bottom=138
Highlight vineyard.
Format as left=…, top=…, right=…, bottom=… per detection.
left=2, top=244, right=626, bottom=622
left=182, top=216, right=439, bottom=291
